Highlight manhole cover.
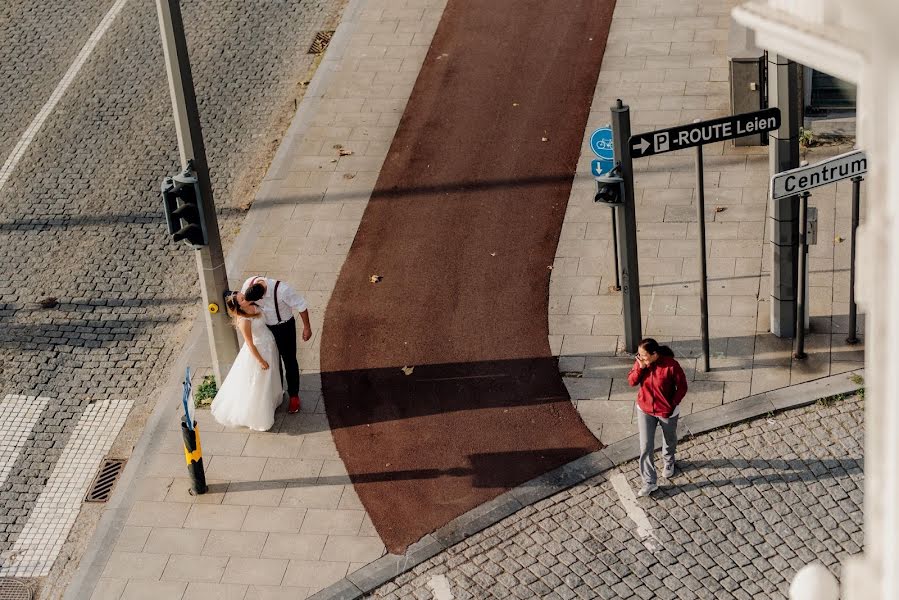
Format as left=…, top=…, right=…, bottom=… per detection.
left=308, top=30, right=335, bottom=54
left=0, top=579, right=32, bottom=600
left=85, top=458, right=126, bottom=503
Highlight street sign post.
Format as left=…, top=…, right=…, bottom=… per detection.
left=628, top=108, right=781, bottom=372
left=769, top=150, right=868, bottom=348
left=609, top=103, right=642, bottom=352
left=771, top=149, right=867, bottom=200
left=629, top=107, right=781, bottom=158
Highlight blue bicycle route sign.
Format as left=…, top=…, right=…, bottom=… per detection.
left=590, top=127, right=615, bottom=176
left=590, top=127, right=614, bottom=160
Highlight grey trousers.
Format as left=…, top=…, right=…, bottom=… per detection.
left=637, top=408, right=678, bottom=486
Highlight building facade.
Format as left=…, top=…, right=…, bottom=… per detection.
left=733, top=1, right=898, bottom=598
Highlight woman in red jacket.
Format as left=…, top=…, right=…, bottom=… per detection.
left=628, top=338, right=688, bottom=497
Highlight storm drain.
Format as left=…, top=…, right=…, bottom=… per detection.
left=308, top=30, right=335, bottom=54
left=84, top=458, right=126, bottom=503
left=0, top=579, right=32, bottom=600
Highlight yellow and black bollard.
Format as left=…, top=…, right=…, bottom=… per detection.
left=181, top=415, right=208, bottom=494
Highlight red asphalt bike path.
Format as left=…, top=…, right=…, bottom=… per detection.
left=320, top=0, right=615, bottom=553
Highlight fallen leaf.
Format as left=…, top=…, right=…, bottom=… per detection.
left=835, top=235, right=844, bottom=243
left=339, top=148, right=353, bottom=156
left=401, top=366, right=414, bottom=375
left=715, top=206, right=726, bottom=212
left=370, top=275, right=382, bottom=283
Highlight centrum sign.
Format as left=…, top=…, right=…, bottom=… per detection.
left=629, top=107, right=781, bottom=158
left=771, top=149, right=867, bottom=200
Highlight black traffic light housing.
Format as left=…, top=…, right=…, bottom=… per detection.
left=594, top=164, right=625, bottom=206
left=162, top=163, right=208, bottom=248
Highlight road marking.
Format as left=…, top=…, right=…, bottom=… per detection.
left=609, top=472, right=661, bottom=552
left=0, top=395, right=50, bottom=487
left=427, top=575, right=454, bottom=600
left=0, top=398, right=132, bottom=577
left=0, top=0, right=131, bottom=193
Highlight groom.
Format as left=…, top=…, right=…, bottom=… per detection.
left=236, top=276, right=312, bottom=413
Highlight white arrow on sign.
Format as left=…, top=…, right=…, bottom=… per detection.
left=632, top=137, right=650, bottom=154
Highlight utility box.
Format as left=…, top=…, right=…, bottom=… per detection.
left=728, top=22, right=766, bottom=146
left=806, top=206, right=818, bottom=245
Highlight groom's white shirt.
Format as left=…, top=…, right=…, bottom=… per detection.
left=241, top=276, right=307, bottom=326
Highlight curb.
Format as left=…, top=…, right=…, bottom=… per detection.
left=307, top=368, right=865, bottom=600
left=60, top=2, right=367, bottom=598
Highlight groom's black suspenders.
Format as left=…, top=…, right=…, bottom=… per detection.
left=273, top=280, right=282, bottom=323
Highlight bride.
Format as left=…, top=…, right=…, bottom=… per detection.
left=211, top=293, right=284, bottom=431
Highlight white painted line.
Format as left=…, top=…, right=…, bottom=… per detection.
left=427, top=574, right=454, bottom=600
left=0, top=395, right=50, bottom=487
left=0, top=398, right=132, bottom=577
left=0, top=0, right=131, bottom=193
left=609, top=472, right=661, bottom=552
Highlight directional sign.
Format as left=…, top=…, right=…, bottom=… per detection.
left=591, top=159, right=614, bottom=177
left=590, top=127, right=614, bottom=160
left=771, top=149, right=867, bottom=200
left=629, top=107, right=781, bottom=158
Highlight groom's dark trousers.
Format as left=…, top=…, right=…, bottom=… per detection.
left=268, top=318, right=300, bottom=396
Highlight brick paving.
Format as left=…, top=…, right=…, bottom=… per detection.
left=370, top=395, right=864, bottom=600
left=552, top=0, right=865, bottom=446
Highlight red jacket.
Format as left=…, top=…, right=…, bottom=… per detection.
left=627, top=356, right=688, bottom=418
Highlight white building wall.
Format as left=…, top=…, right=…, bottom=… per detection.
left=734, top=1, right=898, bottom=598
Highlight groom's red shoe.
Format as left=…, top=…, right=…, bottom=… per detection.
left=288, top=395, right=301, bottom=414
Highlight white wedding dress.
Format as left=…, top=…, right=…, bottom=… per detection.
left=211, top=316, right=284, bottom=431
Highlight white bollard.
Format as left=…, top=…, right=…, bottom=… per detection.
left=789, top=562, right=840, bottom=600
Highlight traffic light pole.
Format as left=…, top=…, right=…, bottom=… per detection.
left=610, top=100, right=643, bottom=353
left=156, top=0, right=238, bottom=384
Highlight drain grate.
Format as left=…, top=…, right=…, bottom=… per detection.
left=0, top=579, right=32, bottom=600
left=84, top=458, right=126, bottom=503
left=308, top=30, right=335, bottom=54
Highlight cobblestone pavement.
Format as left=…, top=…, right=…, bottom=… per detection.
left=371, top=396, right=864, bottom=599
left=0, top=0, right=344, bottom=570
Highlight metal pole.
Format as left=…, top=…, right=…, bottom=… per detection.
left=793, top=191, right=809, bottom=359
left=611, top=208, right=621, bottom=291
left=846, top=176, right=862, bottom=344
left=695, top=144, right=710, bottom=372
left=610, top=100, right=643, bottom=352
left=156, top=0, right=238, bottom=384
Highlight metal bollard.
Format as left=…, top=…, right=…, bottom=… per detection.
left=181, top=416, right=208, bottom=495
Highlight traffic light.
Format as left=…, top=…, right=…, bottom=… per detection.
left=162, top=167, right=208, bottom=247
left=594, top=165, right=625, bottom=206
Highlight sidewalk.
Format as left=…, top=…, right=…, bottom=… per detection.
left=76, top=0, right=863, bottom=598
left=552, top=0, right=865, bottom=446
